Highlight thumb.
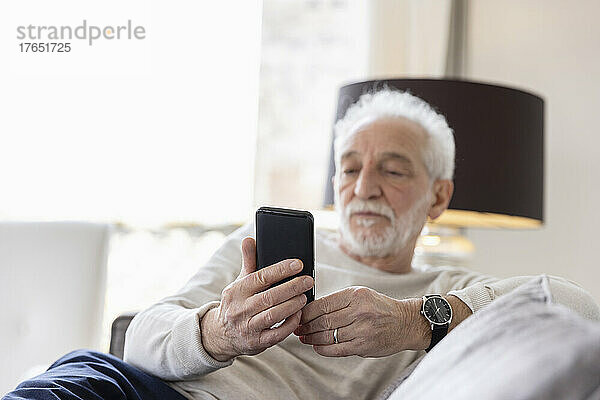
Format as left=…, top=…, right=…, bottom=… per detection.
left=239, top=237, right=257, bottom=277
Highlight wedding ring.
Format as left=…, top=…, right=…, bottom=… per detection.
left=333, top=328, right=339, bottom=344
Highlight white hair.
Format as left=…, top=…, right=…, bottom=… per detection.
left=334, top=88, right=455, bottom=181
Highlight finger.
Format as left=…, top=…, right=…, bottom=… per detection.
left=295, top=307, right=354, bottom=335
left=313, top=341, right=356, bottom=357
left=248, top=293, right=307, bottom=331
left=248, top=275, right=314, bottom=313
left=300, top=288, right=352, bottom=325
left=259, top=310, right=302, bottom=347
left=299, top=331, right=331, bottom=346
left=241, top=258, right=303, bottom=295
left=240, top=237, right=257, bottom=277
left=300, top=325, right=352, bottom=346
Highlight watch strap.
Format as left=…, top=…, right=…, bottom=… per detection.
left=426, top=323, right=448, bottom=352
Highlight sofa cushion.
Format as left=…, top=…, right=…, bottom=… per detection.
left=384, top=275, right=600, bottom=400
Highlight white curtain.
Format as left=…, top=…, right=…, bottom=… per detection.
left=367, top=0, right=453, bottom=78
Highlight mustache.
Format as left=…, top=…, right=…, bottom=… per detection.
left=343, top=199, right=395, bottom=221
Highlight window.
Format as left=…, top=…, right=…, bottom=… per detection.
left=254, top=0, right=368, bottom=209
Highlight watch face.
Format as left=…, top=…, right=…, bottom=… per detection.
left=423, top=297, right=452, bottom=324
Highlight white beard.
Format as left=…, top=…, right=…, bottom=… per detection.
left=335, top=190, right=431, bottom=258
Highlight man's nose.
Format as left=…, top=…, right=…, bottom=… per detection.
left=354, top=167, right=382, bottom=200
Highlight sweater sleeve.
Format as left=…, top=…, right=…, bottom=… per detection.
left=123, top=223, right=253, bottom=380
left=447, top=274, right=600, bottom=321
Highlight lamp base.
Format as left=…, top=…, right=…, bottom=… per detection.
left=413, top=224, right=475, bottom=267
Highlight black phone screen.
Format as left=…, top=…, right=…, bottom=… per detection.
left=255, top=207, right=315, bottom=303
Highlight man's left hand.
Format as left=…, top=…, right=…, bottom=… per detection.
left=293, top=286, right=422, bottom=357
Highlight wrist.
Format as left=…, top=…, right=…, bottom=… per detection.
left=400, top=294, right=473, bottom=352
left=200, top=307, right=235, bottom=362
left=445, top=294, right=472, bottom=333
left=398, top=298, right=431, bottom=351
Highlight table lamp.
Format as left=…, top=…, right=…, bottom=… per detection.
left=323, top=79, right=544, bottom=266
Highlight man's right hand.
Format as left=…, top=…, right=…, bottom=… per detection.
left=200, top=237, right=314, bottom=362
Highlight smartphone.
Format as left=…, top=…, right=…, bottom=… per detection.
left=255, top=206, right=315, bottom=303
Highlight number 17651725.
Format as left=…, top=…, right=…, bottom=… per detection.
left=19, top=42, right=71, bottom=52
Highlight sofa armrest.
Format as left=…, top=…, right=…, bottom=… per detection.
left=109, top=313, right=138, bottom=359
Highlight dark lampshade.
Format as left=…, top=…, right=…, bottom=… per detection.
left=323, top=79, right=544, bottom=228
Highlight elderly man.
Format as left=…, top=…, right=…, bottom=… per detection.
left=5, top=89, right=600, bottom=400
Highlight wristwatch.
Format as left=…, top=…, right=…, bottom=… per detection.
left=420, top=294, right=453, bottom=352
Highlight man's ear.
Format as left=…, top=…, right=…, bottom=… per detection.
left=427, top=179, right=454, bottom=220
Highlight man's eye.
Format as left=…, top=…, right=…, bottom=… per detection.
left=343, top=169, right=358, bottom=175
left=386, top=170, right=405, bottom=176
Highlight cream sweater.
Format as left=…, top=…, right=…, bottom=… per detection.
left=123, top=224, right=600, bottom=400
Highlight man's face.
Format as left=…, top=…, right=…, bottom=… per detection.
left=334, top=117, right=433, bottom=257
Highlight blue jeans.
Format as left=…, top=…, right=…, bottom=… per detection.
left=3, top=350, right=188, bottom=400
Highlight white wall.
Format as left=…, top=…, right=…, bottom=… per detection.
left=465, top=0, right=600, bottom=302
